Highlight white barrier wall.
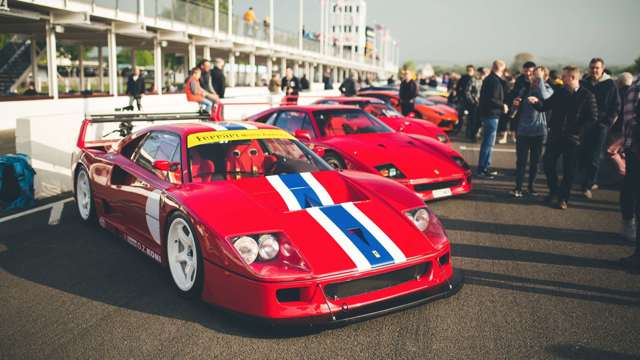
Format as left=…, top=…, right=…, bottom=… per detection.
left=6, top=86, right=340, bottom=199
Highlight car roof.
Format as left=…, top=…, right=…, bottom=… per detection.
left=272, top=104, right=363, bottom=112
left=317, top=96, right=386, bottom=104
left=358, top=90, right=398, bottom=97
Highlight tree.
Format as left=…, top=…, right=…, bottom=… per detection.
left=511, top=52, right=535, bottom=74
left=628, top=55, right=640, bottom=74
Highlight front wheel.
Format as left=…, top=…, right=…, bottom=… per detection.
left=166, top=213, right=204, bottom=298
left=323, top=153, right=346, bottom=170
left=75, top=166, right=96, bottom=223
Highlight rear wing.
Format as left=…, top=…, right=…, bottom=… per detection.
left=76, top=112, right=214, bottom=149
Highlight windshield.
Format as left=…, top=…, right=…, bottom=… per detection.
left=187, top=133, right=331, bottom=182
left=415, top=97, right=435, bottom=106
left=360, top=103, right=402, bottom=118
left=312, top=109, right=393, bottom=137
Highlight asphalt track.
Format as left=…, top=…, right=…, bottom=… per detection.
left=1, top=137, right=639, bottom=360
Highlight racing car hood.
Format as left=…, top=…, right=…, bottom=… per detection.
left=320, top=132, right=464, bottom=179
left=173, top=170, right=438, bottom=278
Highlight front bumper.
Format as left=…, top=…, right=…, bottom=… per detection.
left=200, top=247, right=457, bottom=324
left=398, top=174, right=472, bottom=201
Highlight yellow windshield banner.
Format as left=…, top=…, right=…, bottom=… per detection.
left=187, top=129, right=295, bottom=148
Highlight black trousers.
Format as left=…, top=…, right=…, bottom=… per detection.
left=543, top=140, right=580, bottom=202
left=515, top=135, right=544, bottom=191
left=621, top=151, right=640, bottom=255
left=580, top=124, right=609, bottom=190
left=400, top=101, right=415, bottom=116
left=465, top=105, right=479, bottom=139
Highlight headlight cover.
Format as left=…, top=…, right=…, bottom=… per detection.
left=375, top=163, right=406, bottom=178
left=452, top=156, right=470, bottom=170
left=405, top=208, right=430, bottom=232
left=232, top=233, right=280, bottom=264
left=436, top=134, right=449, bottom=143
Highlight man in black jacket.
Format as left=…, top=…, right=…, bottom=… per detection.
left=198, top=59, right=219, bottom=104
left=211, top=58, right=226, bottom=99
left=126, top=66, right=145, bottom=110
left=477, top=60, right=508, bottom=177
left=339, top=71, right=357, bottom=97
left=456, top=65, right=478, bottom=135
left=530, top=65, right=598, bottom=209
left=580, top=57, right=620, bottom=198
left=399, top=70, right=418, bottom=116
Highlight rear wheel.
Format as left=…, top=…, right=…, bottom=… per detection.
left=75, top=167, right=96, bottom=223
left=166, top=213, right=204, bottom=298
left=323, top=153, right=346, bottom=170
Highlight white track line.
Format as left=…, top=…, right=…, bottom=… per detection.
left=0, top=198, right=74, bottom=224
left=458, top=146, right=516, bottom=153
left=48, top=201, right=65, bottom=226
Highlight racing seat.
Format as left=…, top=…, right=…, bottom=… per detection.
left=190, top=150, right=216, bottom=183
left=225, top=140, right=268, bottom=179
left=324, top=117, right=352, bottom=136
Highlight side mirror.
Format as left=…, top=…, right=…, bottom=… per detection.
left=294, top=130, right=312, bottom=143
left=153, top=160, right=180, bottom=172
left=407, top=112, right=417, bottom=118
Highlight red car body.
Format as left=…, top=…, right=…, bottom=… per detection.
left=313, top=97, right=450, bottom=144
left=71, top=115, right=458, bottom=324
left=358, top=90, right=459, bottom=132
left=247, top=105, right=472, bottom=201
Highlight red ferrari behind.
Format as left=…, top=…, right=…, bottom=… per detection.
left=358, top=90, right=459, bottom=132
left=313, top=97, right=450, bottom=144
left=71, top=113, right=459, bottom=324
left=247, top=105, right=472, bottom=201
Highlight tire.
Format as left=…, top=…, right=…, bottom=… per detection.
left=165, top=212, right=204, bottom=298
left=75, top=166, right=97, bottom=223
left=323, top=152, right=346, bottom=170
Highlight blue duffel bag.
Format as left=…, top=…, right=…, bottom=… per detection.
left=0, top=153, right=36, bottom=211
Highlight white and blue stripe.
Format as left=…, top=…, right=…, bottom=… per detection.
left=268, top=172, right=406, bottom=270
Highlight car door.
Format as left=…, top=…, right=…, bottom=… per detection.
left=110, top=131, right=182, bottom=252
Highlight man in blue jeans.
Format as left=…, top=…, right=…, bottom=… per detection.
left=477, top=60, right=508, bottom=177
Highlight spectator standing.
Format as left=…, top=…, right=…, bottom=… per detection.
left=263, top=16, right=271, bottom=41
left=185, top=67, right=212, bottom=114
left=530, top=65, right=597, bottom=209
left=281, top=67, right=301, bottom=103
left=339, top=71, right=357, bottom=97
left=476, top=60, right=508, bottom=177
left=620, top=74, right=640, bottom=242
left=467, top=67, right=488, bottom=140
left=22, top=82, right=38, bottom=96
left=300, top=74, right=310, bottom=91
left=399, top=71, right=418, bottom=116
left=243, top=7, right=256, bottom=37
left=511, top=66, right=554, bottom=197
left=126, top=66, right=145, bottom=110
left=323, top=70, right=333, bottom=90
left=498, top=70, right=516, bottom=144
left=268, top=74, right=281, bottom=94
left=608, top=72, right=635, bottom=176
left=387, top=75, right=396, bottom=86
left=501, top=62, right=535, bottom=144
left=211, top=58, right=226, bottom=99
left=580, top=57, right=621, bottom=199
left=456, top=65, right=478, bottom=135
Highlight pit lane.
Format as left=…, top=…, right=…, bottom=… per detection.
left=1, top=138, right=638, bottom=359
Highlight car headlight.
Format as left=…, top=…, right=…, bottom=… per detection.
left=258, top=234, right=280, bottom=260
left=233, top=236, right=259, bottom=264
left=405, top=208, right=429, bottom=232
left=452, top=156, right=470, bottom=170
left=375, top=164, right=405, bottom=178
left=232, top=233, right=281, bottom=264
left=436, top=134, right=449, bottom=143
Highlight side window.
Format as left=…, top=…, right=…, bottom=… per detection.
left=121, top=134, right=147, bottom=160
left=253, top=111, right=278, bottom=124
left=134, top=132, right=182, bottom=183
left=274, top=111, right=316, bottom=138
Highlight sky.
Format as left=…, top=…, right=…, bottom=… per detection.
left=233, top=0, right=639, bottom=67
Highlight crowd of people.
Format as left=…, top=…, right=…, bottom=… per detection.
left=446, top=57, right=640, bottom=271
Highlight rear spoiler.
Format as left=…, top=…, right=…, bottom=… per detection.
left=76, top=111, right=220, bottom=149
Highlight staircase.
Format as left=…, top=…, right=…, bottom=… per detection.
left=0, top=40, right=32, bottom=95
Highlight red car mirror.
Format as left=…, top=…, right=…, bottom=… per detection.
left=153, top=160, right=179, bottom=172
left=294, top=130, right=312, bottom=143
